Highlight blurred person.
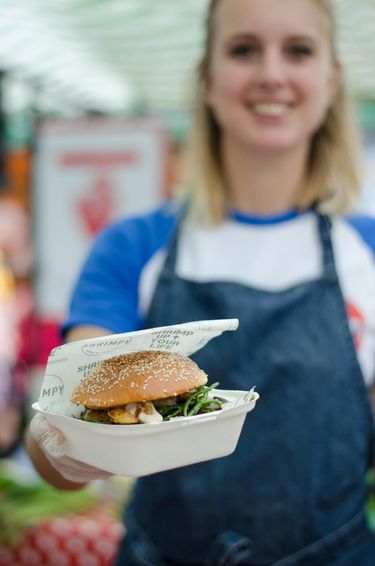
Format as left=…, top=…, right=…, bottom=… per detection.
left=0, top=195, right=33, bottom=280
left=0, top=249, right=24, bottom=457
left=0, top=194, right=34, bottom=458
left=25, top=0, right=375, bottom=564
left=0, top=195, right=34, bottom=361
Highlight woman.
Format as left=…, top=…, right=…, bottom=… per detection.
left=26, top=0, right=375, bottom=563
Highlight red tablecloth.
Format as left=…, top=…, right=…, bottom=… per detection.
left=0, top=512, right=124, bottom=566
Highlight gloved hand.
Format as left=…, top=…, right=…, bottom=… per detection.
left=29, top=413, right=112, bottom=483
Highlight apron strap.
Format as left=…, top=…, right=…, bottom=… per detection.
left=317, top=214, right=338, bottom=283
left=162, top=203, right=186, bottom=274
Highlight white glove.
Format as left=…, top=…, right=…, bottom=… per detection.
left=30, top=413, right=112, bottom=483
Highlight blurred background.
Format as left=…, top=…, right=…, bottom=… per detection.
left=0, top=0, right=374, bottom=564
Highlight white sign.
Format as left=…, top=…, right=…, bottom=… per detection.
left=33, top=117, right=167, bottom=321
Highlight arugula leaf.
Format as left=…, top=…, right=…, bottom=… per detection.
left=158, top=382, right=224, bottom=421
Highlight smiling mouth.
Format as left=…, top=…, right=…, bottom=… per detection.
left=252, top=103, right=290, bottom=117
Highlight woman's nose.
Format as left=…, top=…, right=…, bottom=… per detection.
left=256, top=50, right=285, bottom=87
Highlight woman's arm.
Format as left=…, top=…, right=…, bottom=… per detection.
left=25, top=324, right=113, bottom=490
left=64, top=325, right=113, bottom=343
left=24, top=429, right=86, bottom=490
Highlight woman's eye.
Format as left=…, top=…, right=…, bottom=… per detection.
left=229, top=44, right=256, bottom=58
left=287, top=45, right=313, bottom=59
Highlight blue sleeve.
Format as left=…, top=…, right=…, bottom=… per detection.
left=347, top=214, right=375, bottom=258
left=61, top=204, right=178, bottom=337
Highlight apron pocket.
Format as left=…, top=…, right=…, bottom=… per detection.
left=272, top=511, right=368, bottom=566
left=115, top=511, right=168, bottom=566
left=205, top=530, right=255, bottom=566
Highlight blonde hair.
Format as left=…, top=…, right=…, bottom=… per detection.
left=182, top=0, right=362, bottom=224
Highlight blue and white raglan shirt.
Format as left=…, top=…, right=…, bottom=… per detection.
left=62, top=202, right=375, bottom=387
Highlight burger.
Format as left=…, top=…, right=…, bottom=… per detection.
left=71, top=350, right=223, bottom=424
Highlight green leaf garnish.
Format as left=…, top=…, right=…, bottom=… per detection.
left=158, top=382, right=224, bottom=421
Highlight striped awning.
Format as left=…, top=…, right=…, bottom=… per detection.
left=0, top=0, right=373, bottom=114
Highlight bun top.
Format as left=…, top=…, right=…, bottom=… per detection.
left=71, top=350, right=208, bottom=409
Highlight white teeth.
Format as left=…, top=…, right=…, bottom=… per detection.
left=253, top=103, right=288, bottom=116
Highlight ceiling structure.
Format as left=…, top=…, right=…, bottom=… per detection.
left=0, top=0, right=374, bottom=116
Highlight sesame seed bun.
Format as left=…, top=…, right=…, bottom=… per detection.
left=71, top=350, right=208, bottom=410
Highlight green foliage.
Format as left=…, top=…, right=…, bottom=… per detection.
left=0, top=466, right=96, bottom=545
left=367, top=469, right=375, bottom=532
left=157, top=382, right=224, bottom=420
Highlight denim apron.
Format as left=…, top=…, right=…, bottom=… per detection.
left=115, top=213, right=375, bottom=565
